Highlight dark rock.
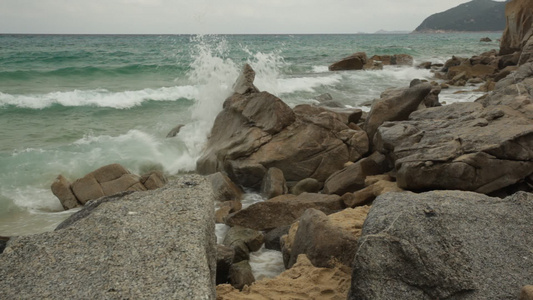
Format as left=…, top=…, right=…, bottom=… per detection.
left=216, top=244, right=235, bottom=285
left=348, top=191, right=533, bottom=300
left=166, top=124, right=184, bottom=138
left=417, top=62, right=432, bottom=69
left=260, top=167, right=288, bottom=199
left=0, top=236, right=9, bottom=254
left=480, top=37, right=492, bottom=42
left=225, top=193, right=343, bottom=231
left=264, top=225, right=290, bottom=251
left=229, top=260, right=255, bottom=290
left=329, top=52, right=367, bottom=71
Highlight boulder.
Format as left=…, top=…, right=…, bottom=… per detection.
left=323, top=152, right=389, bottom=195
left=215, top=200, right=242, bottom=223
left=216, top=244, right=235, bottom=285
left=291, top=178, right=321, bottom=195
left=264, top=225, right=290, bottom=251
left=216, top=254, right=351, bottom=300
left=417, top=61, right=432, bottom=69
left=522, top=286, right=533, bottom=300
left=447, top=62, right=498, bottom=81
left=260, top=167, right=288, bottom=199
left=51, top=175, right=80, bottom=210
left=343, top=175, right=403, bottom=207
left=374, top=100, right=533, bottom=194
left=100, top=174, right=146, bottom=195
left=229, top=260, right=255, bottom=290
left=225, top=193, right=343, bottom=231
left=140, top=170, right=168, bottom=190
left=0, top=175, right=216, bottom=299
left=370, top=54, right=414, bottom=66
left=232, top=63, right=260, bottom=95
left=364, top=83, right=432, bottom=141
left=442, top=56, right=468, bottom=72
left=499, top=0, right=533, bottom=55
left=480, top=37, right=492, bottom=42
left=71, top=174, right=105, bottom=204
left=208, top=172, right=243, bottom=202
left=328, top=52, right=367, bottom=71
left=166, top=124, right=184, bottom=138
left=348, top=191, right=533, bottom=300
left=286, top=207, right=369, bottom=269
left=223, top=226, right=264, bottom=263
left=197, top=67, right=369, bottom=188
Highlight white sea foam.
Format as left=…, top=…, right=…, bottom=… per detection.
left=277, top=74, right=342, bottom=95
left=249, top=246, right=286, bottom=280
left=312, top=65, right=330, bottom=73
left=0, top=86, right=198, bottom=109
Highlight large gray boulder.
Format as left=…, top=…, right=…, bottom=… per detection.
left=1, top=175, right=216, bottom=299
left=364, top=83, right=432, bottom=141
left=375, top=99, right=533, bottom=194
left=197, top=65, right=369, bottom=188
left=348, top=191, right=533, bottom=300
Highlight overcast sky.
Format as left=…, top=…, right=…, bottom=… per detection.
left=0, top=0, right=505, bottom=34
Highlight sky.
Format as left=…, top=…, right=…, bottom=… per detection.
left=0, top=0, right=506, bottom=34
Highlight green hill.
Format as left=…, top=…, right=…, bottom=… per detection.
left=415, top=0, right=507, bottom=32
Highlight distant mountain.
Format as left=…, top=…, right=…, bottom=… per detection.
left=415, top=0, right=508, bottom=32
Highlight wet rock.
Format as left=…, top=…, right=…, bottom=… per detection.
left=223, top=226, right=264, bottom=263
left=197, top=67, right=369, bottom=188
left=329, top=52, right=367, bottom=71
left=166, top=124, right=184, bottom=138
left=0, top=236, right=9, bottom=254
left=348, top=191, right=533, bottom=300
left=232, top=63, right=260, bottom=95
left=215, top=201, right=242, bottom=224
left=480, top=37, right=492, bottom=42
left=140, top=170, right=168, bottom=190
left=225, top=193, right=343, bottom=231
left=51, top=175, right=81, bottom=210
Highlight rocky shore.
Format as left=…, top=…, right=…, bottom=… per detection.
left=1, top=1, right=532, bottom=299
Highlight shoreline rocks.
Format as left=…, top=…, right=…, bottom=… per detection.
left=1, top=175, right=216, bottom=299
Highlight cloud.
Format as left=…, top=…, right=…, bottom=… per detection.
left=0, top=0, right=503, bottom=34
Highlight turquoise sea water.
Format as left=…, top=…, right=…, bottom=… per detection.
left=0, top=33, right=502, bottom=235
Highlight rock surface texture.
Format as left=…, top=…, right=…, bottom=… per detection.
left=197, top=65, right=369, bottom=188
left=499, top=0, right=533, bottom=56
left=1, top=175, right=216, bottom=300
left=348, top=191, right=533, bottom=300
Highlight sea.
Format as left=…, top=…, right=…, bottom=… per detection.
left=0, top=33, right=502, bottom=239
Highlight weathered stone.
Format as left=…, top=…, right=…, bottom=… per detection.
left=71, top=174, right=105, bottom=205
left=375, top=100, right=533, bottom=194
left=91, top=163, right=130, bottom=183
left=480, top=37, right=492, bottom=42
left=291, top=178, right=321, bottom=195
left=0, top=175, right=216, bottom=299
left=217, top=244, right=235, bottom=285
left=260, top=167, right=288, bottom=199
left=521, top=286, right=533, bottom=300
left=329, top=52, right=367, bottom=71
left=101, top=174, right=146, bottom=195
left=323, top=152, right=389, bottom=195
left=287, top=208, right=367, bottom=269
left=264, top=225, right=290, bottom=251
left=229, top=260, right=255, bottom=290
left=225, top=193, right=343, bottom=231
left=140, top=171, right=168, bottom=190
left=216, top=200, right=242, bottom=223
left=166, top=124, right=184, bottom=138
left=0, top=236, right=9, bottom=254
left=51, top=175, right=80, bottom=210
left=223, top=226, right=264, bottom=262
left=208, top=172, right=243, bottom=202
left=364, top=83, right=432, bottom=140
left=348, top=191, right=533, bottom=300
left=417, top=61, right=432, bottom=69
left=232, top=63, right=260, bottom=95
